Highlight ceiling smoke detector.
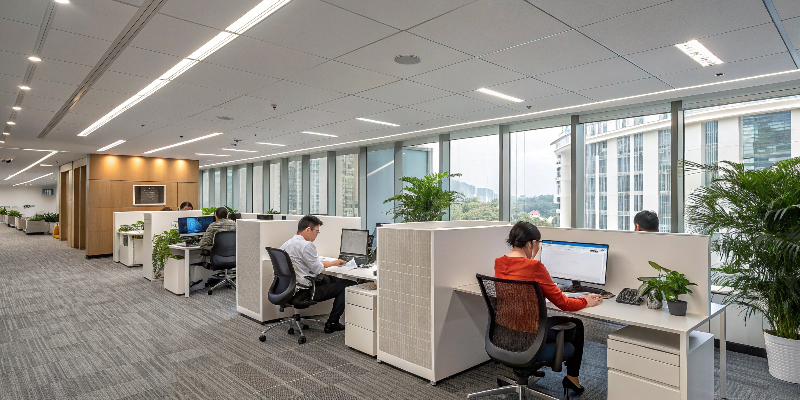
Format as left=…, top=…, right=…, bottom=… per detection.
left=394, top=55, right=421, bottom=65
left=216, top=116, right=235, bottom=121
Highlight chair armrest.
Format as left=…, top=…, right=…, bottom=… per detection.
left=549, top=322, right=576, bottom=331
left=550, top=322, right=575, bottom=372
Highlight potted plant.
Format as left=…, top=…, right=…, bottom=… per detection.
left=637, top=262, right=697, bottom=315
left=25, top=214, right=50, bottom=235
left=43, top=213, right=59, bottom=234
left=383, top=172, right=465, bottom=222
left=0, top=207, right=7, bottom=224
left=201, top=206, right=238, bottom=216
left=7, top=209, right=22, bottom=229
left=685, top=158, right=800, bottom=383
left=152, top=229, right=185, bottom=278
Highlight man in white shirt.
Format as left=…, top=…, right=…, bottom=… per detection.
left=280, top=215, right=352, bottom=333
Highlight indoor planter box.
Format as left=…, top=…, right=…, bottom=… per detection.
left=16, top=217, right=25, bottom=231
left=25, top=220, right=49, bottom=235
left=47, top=222, right=57, bottom=234
left=764, top=331, right=800, bottom=384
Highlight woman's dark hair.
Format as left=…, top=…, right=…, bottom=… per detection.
left=506, top=221, right=542, bottom=248
left=179, top=201, right=193, bottom=210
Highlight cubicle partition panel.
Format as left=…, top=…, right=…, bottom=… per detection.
left=537, top=227, right=711, bottom=316
left=142, top=210, right=201, bottom=280
left=112, top=211, right=144, bottom=263
left=376, top=222, right=512, bottom=383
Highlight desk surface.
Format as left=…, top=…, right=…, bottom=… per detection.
left=455, top=283, right=725, bottom=335
left=168, top=244, right=201, bottom=250
left=119, top=230, right=144, bottom=235
left=325, top=265, right=377, bottom=281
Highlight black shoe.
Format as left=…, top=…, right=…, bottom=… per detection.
left=562, top=376, right=584, bottom=399
left=324, top=322, right=345, bottom=334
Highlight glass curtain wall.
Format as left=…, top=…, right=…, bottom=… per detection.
left=269, top=163, right=281, bottom=213
left=366, top=148, right=394, bottom=232
left=450, top=134, right=499, bottom=221
left=576, top=113, right=670, bottom=230
left=287, top=160, right=302, bottom=215
left=310, top=156, right=328, bottom=215
left=402, top=143, right=438, bottom=181
left=511, top=126, right=565, bottom=227
left=336, top=154, right=358, bottom=217
left=226, top=167, right=233, bottom=208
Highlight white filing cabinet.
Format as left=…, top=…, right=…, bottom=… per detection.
left=345, top=284, right=377, bottom=356
left=607, top=326, right=714, bottom=400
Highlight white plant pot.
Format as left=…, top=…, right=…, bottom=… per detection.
left=764, top=331, right=800, bottom=384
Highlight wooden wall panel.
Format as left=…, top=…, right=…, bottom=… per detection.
left=60, top=171, right=69, bottom=242
left=147, top=158, right=170, bottom=182
left=177, top=182, right=199, bottom=208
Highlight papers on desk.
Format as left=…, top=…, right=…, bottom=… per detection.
left=319, top=256, right=338, bottom=262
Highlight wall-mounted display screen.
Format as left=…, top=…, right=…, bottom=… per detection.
left=133, top=185, right=166, bottom=205
left=42, top=189, right=54, bottom=196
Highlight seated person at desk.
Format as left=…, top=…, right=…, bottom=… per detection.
left=280, top=215, right=354, bottom=334
left=199, top=207, right=236, bottom=250
left=634, top=210, right=659, bottom=232
left=495, top=221, right=603, bottom=396
left=179, top=201, right=194, bottom=211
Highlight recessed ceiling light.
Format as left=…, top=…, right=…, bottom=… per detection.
left=7, top=121, right=15, bottom=125
left=40, top=164, right=52, bottom=167
left=476, top=88, right=524, bottom=103
left=143, top=132, right=223, bottom=154
left=354, top=118, right=400, bottom=127
left=97, top=140, right=126, bottom=152
left=2, top=132, right=9, bottom=135
left=196, top=153, right=230, bottom=157
left=5, top=151, right=57, bottom=180
left=675, top=40, right=723, bottom=67
left=75, top=0, right=293, bottom=137
left=13, top=172, right=52, bottom=186
left=394, top=55, right=421, bottom=65
left=256, top=142, right=286, bottom=146
left=221, top=148, right=257, bottom=152
left=12, top=106, right=21, bottom=110
left=28, top=56, right=41, bottom=62
left=19, top=86, right=30, bottom=90
left=54, top=0, right=69, bottom=3
left=302, top=131, right=338, bottom=137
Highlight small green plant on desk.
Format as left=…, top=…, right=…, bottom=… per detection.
left=152, top=229, right=185, bottom=278
left=638, top=261, right=697, bottom=316
left=202, top=206, right=238, bottom=215
left=118, top=221, right=144, bottom=239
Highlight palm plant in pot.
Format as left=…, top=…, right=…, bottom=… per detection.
left=383, top=172, right=464, bottom=222
left=685, top=158, right=800, bottom=383
left=637, top=261, right=697, bottom=315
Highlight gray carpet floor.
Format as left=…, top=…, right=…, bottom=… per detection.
left=1, top=225, right=799, bottom=399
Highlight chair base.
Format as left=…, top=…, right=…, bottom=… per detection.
left=258, top=313, right=326, bottom=345
left=207, top=269, right=235, bottom=295
left=467, top=375, right=559, bottom=400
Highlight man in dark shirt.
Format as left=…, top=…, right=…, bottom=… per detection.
left=199, top=207, right=236, bottom=250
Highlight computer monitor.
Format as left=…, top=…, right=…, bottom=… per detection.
left=230, top=213, right=241, bottom=220
left=257, top=214, right=273, bottom=220
left=340, top=229, right=369, bottom=256
left=177, top=216, right=214, bottom=237
left=539, top=240, right=609, bottom=287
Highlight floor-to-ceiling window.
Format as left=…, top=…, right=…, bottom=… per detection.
left=585, top=142, right=598, bottom=229
left=366, top=148, right=394, bottom=232
left=336, top=153, right=358, bottom=217
left=632, top=133, right=644, bottom=216
left=269, top=162, right=281, bottom=213
left=616, top=136, right=631, bottom=230
left=657, top=129, right=671, bottom=232
left=402, top=143, right=438, bottom=180
left=226, top=167, right=233, bottom=209
left=310, top=156, right=327, bottom=215
left=703, top=121, right=718, bottom=185
left=450, top=134, right=499, bottom=221
left=511, top=126, right=564, bottom=227
left=598, top=141, right=608, bottom=229
left=287, top=159, right=302, bottom=215
left=742, top=111, right=791, bottom=171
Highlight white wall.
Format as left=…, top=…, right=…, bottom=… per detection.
left=0, top=184, right=58, bottom=216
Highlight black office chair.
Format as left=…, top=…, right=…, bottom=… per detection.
left=258, top=247, right=326, bottom=345
left=469, top=274, right=576, bottom=400
left=198, top=231, right=236, bottom=295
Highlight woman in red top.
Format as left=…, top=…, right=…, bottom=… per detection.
left=495, top=221, right=603, bottom=397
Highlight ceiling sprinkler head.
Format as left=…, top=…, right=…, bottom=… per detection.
left=394, top=55, right=421, bottom=65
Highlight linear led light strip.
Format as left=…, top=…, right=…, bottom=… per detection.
left=200, top=68, right=800, bottom=168
left=76, top=0, right=292, bottom=137
left=5, top=151, right=58, bottom=180
left=13, top=172, right=52, bottom=186
left=97, top=140, right=126, bottom=152
left=144, top=132, right=223, bottom=154
left=675, top=40, right=723, bottom=67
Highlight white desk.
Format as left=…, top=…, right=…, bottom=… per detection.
left=454, top=283, right=728, bottom=400
left=324, top=265, right=378, bottom=281
left=168, top=244, right=201, bottom=298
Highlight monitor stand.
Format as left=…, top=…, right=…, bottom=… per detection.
left=564, top=280, right=606, bottom=295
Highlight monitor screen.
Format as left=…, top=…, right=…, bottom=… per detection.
left=540, top=240, right=609, bottom=285
left=178, top=216, right=214, bottom=236
left=340, top=229, right=369, bottom=256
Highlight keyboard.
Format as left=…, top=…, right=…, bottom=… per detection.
left=560, top=284, right=614, bottom=298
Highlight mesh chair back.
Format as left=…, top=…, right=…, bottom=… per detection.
left=266, top=247, right=296, bottom=306
left=476, top=274, right=549, bottom=368
left=208, top=231, right=236, bottom=270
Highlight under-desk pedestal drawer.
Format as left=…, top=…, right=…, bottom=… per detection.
left=608, top=369, right=679, bottom=400
left=346, top=323, right=376, bottom=356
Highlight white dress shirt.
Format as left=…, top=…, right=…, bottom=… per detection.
left=280, top=234, right=324, bottom=289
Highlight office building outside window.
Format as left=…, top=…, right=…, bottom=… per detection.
left=633, top=133, right=644, bottom=214
left=658, top=129, right=671, bottom=232
left=226, top=167, right=233, bottom=208
left=288, top=160, right=302, bottom=215
left=511, top=126, right=564, bottom=227
left=617, top=136, right=630, bottom=230
left=703, top=121, right=718, bottom=185
left=310, top=157, right=327, bottom=215
left=450, top=135, right=499, bottom=221
left=367, top=148, right=394, bottom=232
left=336, top=154, right=358, bottom=217
left=585, top=142, right=598, bottom=229
left=269, top=163, right=280, bottom=213
left=742, top=111, right=791, bottom=171
left=598, top=141, right=608, bottom=229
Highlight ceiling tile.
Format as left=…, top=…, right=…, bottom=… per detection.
left=449, top=105, right=519, bottom=121
left=128, top=14, right=221, bottom=58
left=187, top=106, right=268, bottom=127
left=0, top=92, right=20, bottom=110
left=23, top=94, right=69, bottom=113
left=33, top=58, right=91, bottom=86
left=774, top=0, right=800, bottom=20
left=67, top=101, right=113, bottom=117
left=151, top=82, right=238, bottom=107
left=288, top=61, right=399, bottom=95
left=409, top=58, right=525, bottom=94
left=782, top=17, right=800, bottom=50
left=499, top=92, right=588, bottom=116
left=409, top=0, right=570, bottom=56
left=120, top=95, right=210, bottom=119
left=0, top=80, right=25, bottom=97
left=482, top=30, right=618, bottom=77
left=537, top=57, right=652, bottom=92
left=51, top=0, right=137, bottom=41
left=528, top=0, right=667, bottom=28
left=203, top=36, right=325, bottom=80
left=172, top=116, right=249, bottom=133
left=220, top=96, right=290, bottom=117
left=282, top=108, right=349, bottom=126
left=577, top=77, right=673, bottom=102
left=245, top=0, right=398, bottom=59
left=358, top=80, right=451, bottom=107
left=659, top=52, right=797, bottom=88
left=248, top=80, right=344, bottom=112
left=322, top=0, right=473, bottom=30
left=108, top=47, right=182, bottom=79
left=0, top=0, right=50, bottom=25
left=336, top=32, right=471, bottom=78
left=0, top=55, right=30, bottom=81
left=263, top=131, right=324, bottom=146
left=312, top=96, right=397, bottom=118
left=579, top=0, right=772, bottom=55
left=362, top=107, right=439, bottom=126
left=28, top=78, right=77, bottom=101
left=41, top=29, right=109, bottom=66
left=699, top=23, right=787, bottom=63
left=158, top=0, right=264, bottom=31
left=230, top=126, right=293, bottom=142
left=314, top=119, right=385, bottom=135
left=78, top=88, right=132, bottom=106
left=466, top=78, right=565, bottom=106
left=409, top=94, right=495, bottom=117
left=0, top=19, right=41, bottom=55
left=176, top=62, right=277, bottom=94
left=89, top=71, right=153, bottom=95
left=255, top=116, right=313, bottom=133
left=60, top=112, right=100, bottom=127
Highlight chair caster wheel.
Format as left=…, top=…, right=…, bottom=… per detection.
left=208, top=290, right=213, bottom=295
left=303, top=324, right=309, bottom=329
left=259, top=335, right=266, bottom=342
left=298, top=336, right=306, bottom=344
left=288, top=328, right=295, bottom=335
